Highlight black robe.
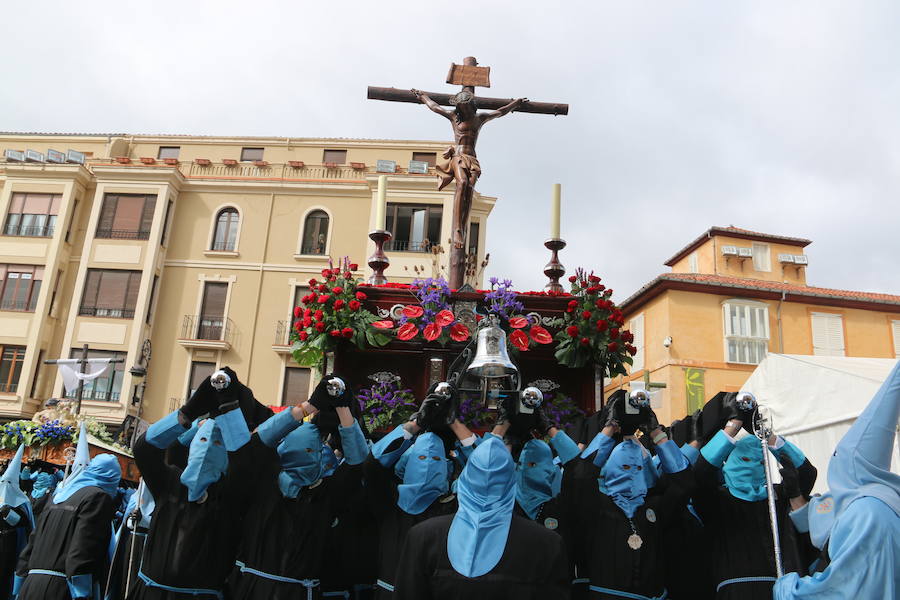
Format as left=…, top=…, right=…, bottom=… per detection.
left=126, top=432, right=252, bottom=600
left=319, top=478, right=379, bottom=598
left=393, top=513, right=570, bottom=600
left=106, top=520, right=149, bottom=600
left=564, top=460, right=694, bottom=600
left=692, top=456, right=817, bottom=599
left=0, top=505, right=31, bottom=599
left=363, top=455, right=458, bottom=598
left=659, top=501, right=712, bottom=600
left=15, top=487, right=115, bottom=600
left=226, top=438, right=362, bottom=600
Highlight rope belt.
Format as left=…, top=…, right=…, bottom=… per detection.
left=716, top=576, right=776, bottom=592
left=235, top=561, right=320, bottom=600
left=137, top=570, right=224, bottom=599
left=322, top=591, right=350, bottom=598
left=376, top=579, right=395, bottom=592
left=28, top=569, right=66, bottom=578
left=588, top=584, right=668, bottom=600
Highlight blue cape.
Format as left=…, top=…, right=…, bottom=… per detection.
left=0, top=445, right=33, bottom=527
left=448, top=436, right=516, bottom=577
left=180, top=419, right=227, bottom=502
left=805, top=358, right=900, bottom=549
left=395, top=433, right=450, bottom=515
left=515, top=439, right=560, bottom=519
left=599, top=439, right=650, bottom=518
left=277, top=423, right=324, bottom=498
left=54, top=453, right=121, bottom=503
left=722, top=436, right=768, bottom=502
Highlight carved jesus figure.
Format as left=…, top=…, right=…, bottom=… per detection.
left=411, top=88, right=528, bottom=287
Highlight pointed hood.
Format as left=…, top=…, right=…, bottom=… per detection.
left=395, top=432, right=450, bottom=515
left=0, top=445, right=31, bottom=513
left=448, top=436, right=516, bottom=578
left=54, top=453, right=121, bottom=503
left=180, top=419, right=228, bottom=502
left=276, top=423, right=325, bottom=498
left=515, top=439, right=560, bottom=519
left=58, top=421, right=91, bottom=492
left=599, top=439, right=650, bottom=518
left=807, top=359, right=900, bottom=548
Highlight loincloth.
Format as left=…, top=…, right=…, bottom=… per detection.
left=436, top=148, right=481, bottom=190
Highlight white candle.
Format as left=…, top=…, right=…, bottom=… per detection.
left=375, top=175, right=387, bottom=230
left=550, top=183, right=561, bottom=239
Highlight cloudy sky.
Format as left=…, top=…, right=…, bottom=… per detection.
left=2, top=1, right=898, bottom=298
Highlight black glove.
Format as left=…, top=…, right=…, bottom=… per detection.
left=415, top=384, right=456, bottom=431
left=181, top=376, right=216, bottom=421
left=213, top=366, right=242, bottom=413
left=329, top=377, right=353, bottom=409
left=606, top=393, right=626, bottom=429
left=779, top=455, right=802, bottom=499
left=722, top=392, right=755, bottom=431
left=638, top=407, right=660, bottom=437
left=533, top=405, right=555, bottom=437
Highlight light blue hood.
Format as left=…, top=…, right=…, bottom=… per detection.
left=30, top=472, right=56, bottom=500
left=395, top=432, right=450, bottom=515
left=0, top=445, right=32, bottom=523
left=180, top=419, right=227, bottom=502
left=599, top=439, right=649, bottom=518
left=276, top=423, right=325, bottom=498
left=515, top=439, right=560, bottom=519
left=722, top=436, right=768, bottom=502
left=805, top=359, right=900, bottom=549
left=54, top=453, right=121, bottom=503
left=448, top=436, right=516, bottom=577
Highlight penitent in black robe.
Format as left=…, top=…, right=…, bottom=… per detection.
left=393, top=513, right=570, bottom=600
left=15, top=487, right=115, bottom=600
left=564, top=462, right=694, bottom=600
left=319, top=477, right=379, bottom=598
left=692, top=456, right=818, bottom=600
left=226, top=438, right=363, bottom=600
left=363, top=455, right=458, bottom=598
left=126, top=433, right=252, bottom=600
left=0, top=505, right=32, bottom=599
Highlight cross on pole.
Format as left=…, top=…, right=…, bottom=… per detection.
left=368, top=56, right=569, bottom=289
left=643, top=370, right=667, bottom=392
left=44, top=343, right=125, bottom=415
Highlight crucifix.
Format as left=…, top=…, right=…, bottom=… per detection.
left=368, top=56, right=569, bottom=289
left=44, top=344, right=125, bottom=415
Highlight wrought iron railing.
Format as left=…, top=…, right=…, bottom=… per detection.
left=180, top=314, right=234, bottom=343
left=0, top=299, right=36, bottom=312
left=385, top=239, right=431, bottom=253
left=0, top=383, right=18, bottom=393
left=65, top=389, right=119, bottom=402
left=95, top=229, right=151, bottom=240
left=79, top=306, right=135, bottom=319
left=3, top=224, right=54, bottom=237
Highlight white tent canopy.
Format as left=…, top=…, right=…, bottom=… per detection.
left=741, top=353, right=899, bottom=494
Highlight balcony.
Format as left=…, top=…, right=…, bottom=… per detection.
left=0, top=299, right=36, bottom=313
left=79, top=306, right=136, bottom=319
left=0, top=383, right=18, bottom=394
left=385, top=239, right=431, bottom=253
left=95, top=229, right=151, bottom=240
left=64, top=389, right=120, bottom=402
left=273, top=320, right=292, bottom=353
left=177, top=315, right=233, bottom=350
left=3, top=224, right=54, bottom=238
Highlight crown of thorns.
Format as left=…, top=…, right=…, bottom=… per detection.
left=449, top=91, right=475, bottom=106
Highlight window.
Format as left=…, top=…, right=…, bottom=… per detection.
left=385, top=203, right=442, bottom=252
left=468, top=221, right=480, bottom=255
left=211, top=208, right=240, bottom=251
left=79, top=269, right=142, bottom=318
left=0, top=345, right=25, bottom=393
left=892, top=320, right=900, bottom=357
left=240, top=147, right=264, bottom=162
left=198, top=282, right=228, bottom=340
left=412, top=152, right=437, bottom=167
left=322, top=149, right=347, bottom=165
left=630, top=313, right=645, bottom=372
left=157, top=146, right=180, bottom=160
left=688, top=252, right=699, bottom=273
left=752, top=243, right=771, bottom=272
left=187, top=361, right=216, bottom=399
left=300, top=210, right=329, bottom=255
left=146, top=275, right=159, bottom=324
left=4, top=193, right=61, bottom=237
left=292, top=285, right=307, bottom=322
left=282, top=366, right=311, bottom=406
left=723, top=300, right=769, bottom=364
left=811, top=312, right=845, bottom=356
left=96, top=194, right=156, bottom=240
left=0, top=265, right=43, bottom=312
left=64, top=349, right=126, bottom=402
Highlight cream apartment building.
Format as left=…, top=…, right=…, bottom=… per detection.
left=0, top=133, right=495, bottom=427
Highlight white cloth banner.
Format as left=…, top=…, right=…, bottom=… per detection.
left=56, top=359, right=112, bottom=394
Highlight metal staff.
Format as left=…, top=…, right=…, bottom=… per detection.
left=124, top=479, right=145, bottom=596
left=743, top=392, right=784, bottom=578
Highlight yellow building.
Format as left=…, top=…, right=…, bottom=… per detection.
left=0, top=132, right=495, bottom=426
left=609, top=226, right=900, bottom=425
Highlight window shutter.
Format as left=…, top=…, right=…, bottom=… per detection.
left=630, top=314, right=645, bottom=372
left=8, top=193, right=25, bottom=215
left=81, top=270, right=101, bottom=311
left=893, top=320, right=900, bottom=357
left=688, top=252, right=699, bottom=273
left=97, top=195, right=118, bottom=232
left=139, top=195, right=157, bottom=234
left=811, top=313, right=845, bottom=356
left=113, top=196, right=144, bottom=232
left=283, top=367, right=312, bottom=406
left=201, top=282, right=228, bottom=319
left=752, top=243, right=771, bottom=272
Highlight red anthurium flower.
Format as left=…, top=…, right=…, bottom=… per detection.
left=423, top=322, right=441, bottom=341
left=397, top=322, right=418, bottom=341
left=450, top=322, right=470, bottom=342
left=402, top=305, right=424, bottom=319
left=530, top=326, right=553, bottom=344
left=508, top=316, right=528, bottom=329
left=348, top=300, right=360, bottom=311
left=566, top=325, right=579, bottom=338
left=349, top=263, right=358, bottom=270
left=355, top=291, right=367, bottom=301
left=298, top=331, right=308, bottom=341
left=475, top=314, right=484, bottom=323
left=580, top=337, right=590, bottom=346
left=315, top=322, right=326, bottom=332
left=434, top=309, right=455, bottom=327
left=510, top=329, right=530, bottom=351
left=293, top=306, right=302, bottom=318
left=607, top=342, right=619, bottom=352
left=372, top=320, right=394, bottom=329
left=341, top=327, right=354, bottom=338
left=333, top=299, right=344, bottom=310
left=581, top=310, right=592, bottom=320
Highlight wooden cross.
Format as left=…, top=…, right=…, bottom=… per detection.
left=368, top=56, right=569, bottom=288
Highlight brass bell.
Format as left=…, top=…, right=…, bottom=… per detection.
left=466, top=315, right=518, bottom=378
